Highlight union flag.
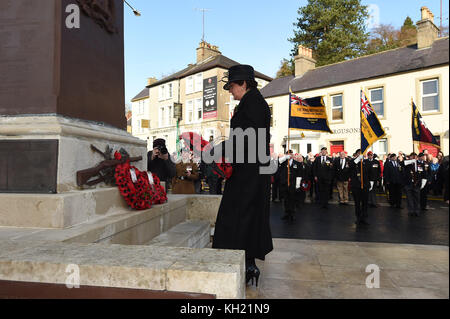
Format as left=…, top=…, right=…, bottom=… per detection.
left=360, top=90, right=386, bottom=154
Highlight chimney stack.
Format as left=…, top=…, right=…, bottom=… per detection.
left=416, top=6, right=439, bottom=49
left=196, top=41, right=221, bottom=63
left=147, top=77, right=157, bottom=86
left=294, top=45, right=316, bottom=77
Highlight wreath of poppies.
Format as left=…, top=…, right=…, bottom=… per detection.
left=300, top=180, right=312, bottom=192
left=114, top=151, right=167, bottom=210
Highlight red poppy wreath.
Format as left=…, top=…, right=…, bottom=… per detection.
left=114, top=151, right=167, bottom=210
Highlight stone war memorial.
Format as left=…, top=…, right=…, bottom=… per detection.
left=0, top=0, right=243, bottom=299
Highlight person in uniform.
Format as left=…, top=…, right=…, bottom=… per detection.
left=294, top=153, right=308, bottom=207
left=349, top=150, right=371, bottom=226
left=417, top=152, right=431, bottom=211
left=271, top=154, right=281, bottom=202
left=171, top=149, right=199, bottom=194
left=313, top=147, right=334, bottom=209
left=334, top=151, right=351, bottom=205
left=367, top=151, right=382, bottom=207
left=279, top=151, right=303, bottom=222
left=401, top=152, right=428, bottom=216
left=212, top=65, right=273, bottom=287
left=306, top=153, right=316, bottom=203
left=383, top=153, right=403, bottom=208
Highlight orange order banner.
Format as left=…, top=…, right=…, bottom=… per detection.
left=291, top=105, right=327, bottom=119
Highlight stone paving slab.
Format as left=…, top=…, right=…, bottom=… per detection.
left=247, top=238, right=449, bottom=299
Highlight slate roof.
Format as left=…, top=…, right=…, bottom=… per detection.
left=261, top=37, right=449, bottom=99
left=146, top=54, right=273, bottom=89
left=131, top=87, right=149, bottom=102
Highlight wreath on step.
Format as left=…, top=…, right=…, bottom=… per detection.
left=114, top=151, right=167, bottom=210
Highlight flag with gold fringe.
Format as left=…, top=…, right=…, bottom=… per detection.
left=360, top=90, right=386, bottom=154
left=289, top=91, right=332, bottom=133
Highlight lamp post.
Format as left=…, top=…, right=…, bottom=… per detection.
left=123, top=0, right=141, bottom=16
left=174, top=103, right=183, bottom=157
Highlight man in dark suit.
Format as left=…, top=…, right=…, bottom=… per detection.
left=401, top=152, right=429, bottom=216
left=417, top=153, right=431, bottom=211
left=383, top=153, right=403, bottom=208
left=279, top=151, right=304, bottom=222
left=313, top=147, right=334, bottom=209
left=334, top=151, right=351, bottom=205
left=349, top=150, right=371, bottom=226
left=271, top=155, right=281, bottom=202
left=367, top=151, right=382, bottom=207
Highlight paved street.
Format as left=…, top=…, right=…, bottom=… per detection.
left=270, top=194, right=449, bottom=246
left=247, top=238, right=449, bottom=299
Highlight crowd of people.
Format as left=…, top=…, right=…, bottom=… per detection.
left=147, top=138, right=449, bottom=223
left=146, top=138, right=225, bottom=196
left=270, top=147, right=449, bottom=225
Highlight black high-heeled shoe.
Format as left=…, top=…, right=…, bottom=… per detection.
left=246, top=265, right=261, bottom=287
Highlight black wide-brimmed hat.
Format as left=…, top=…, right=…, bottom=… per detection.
left=222, top=65, right=256, bottom=90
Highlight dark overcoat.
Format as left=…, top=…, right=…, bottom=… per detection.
left=212, top=88, right=273, bottom=260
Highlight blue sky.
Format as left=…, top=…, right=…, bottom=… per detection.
left=124, top=0, right=449, bottom=105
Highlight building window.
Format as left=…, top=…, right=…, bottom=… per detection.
left=331, top=94, right=343, bottom=121
left=195, top=74, right=203, bottom=92
left=186, top=76, right=194, bottom=95
left=159, top=106, right=165, bottom=128
left=421, top=78, right=439, bottom=112
left=166, top=105, right=173, bottom=126
left=186, top=100, right=194, bottom=124
left=195, top=98, right=202, bottom=122
left=369, top=87, right=384, bottom=117
left=159, top=85, right=165, bottom=101
left=168, top=83, right=173, bottom=99
left=370, top=138, right=388, bottom=156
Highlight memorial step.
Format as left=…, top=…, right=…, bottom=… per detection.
left=145, top=220, right=211, bottom=249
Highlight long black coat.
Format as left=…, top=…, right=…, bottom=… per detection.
left=212, top=88, right=273, bottom=260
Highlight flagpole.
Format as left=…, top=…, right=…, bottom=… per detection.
left=411, top=98, right=415, bottom=154
left=360, top=89, right=363, bottom=190
left=287, top=91, right=291, bottom=188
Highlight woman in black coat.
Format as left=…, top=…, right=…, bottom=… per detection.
left=212, top=65, right=273, bottom=287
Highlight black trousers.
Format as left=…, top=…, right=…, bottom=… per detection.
left=283, top=190, right=298, bottom=216
left=318, top=180, right=331, bottom=207
left=388, top=183, right=402, bottom=207
left=368, top=185, right=377, bottom=206
left=405, top=184, right=421, bottom=215
left=352, top=187, right=369, bottom=222
left=420, top=184, right=428, bottom=209
left=272, top=180, right=280, bottom=201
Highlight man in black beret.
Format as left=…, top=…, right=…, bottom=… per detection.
left=147, top=138, right=176, bottom=192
